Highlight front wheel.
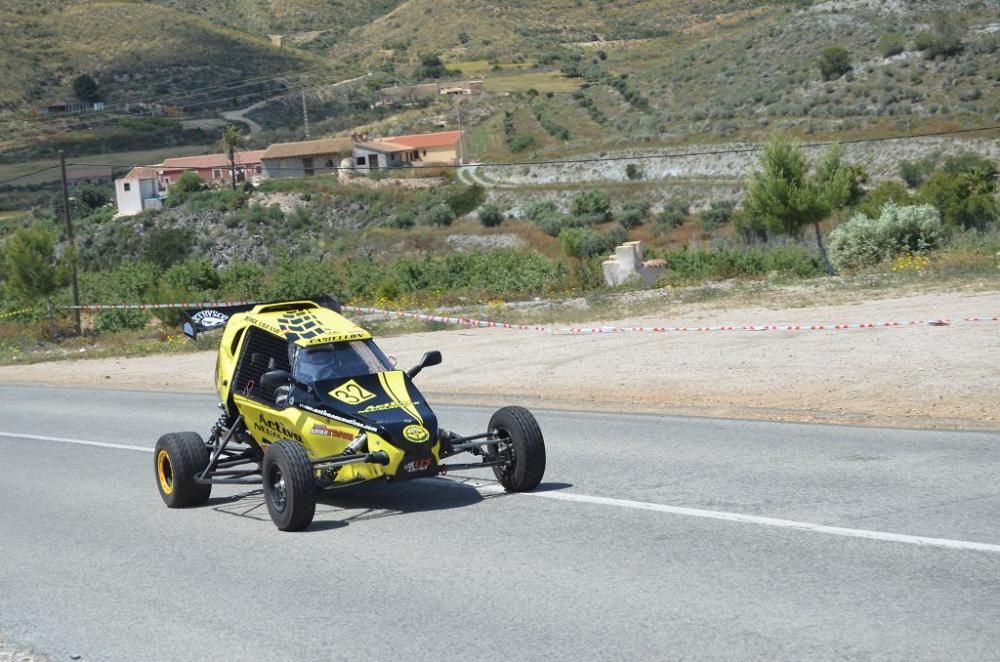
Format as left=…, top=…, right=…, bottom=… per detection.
left=154, top=432, right=212, bottom=508
left=262, top=440, right=317, bottom=531
left=489, top=406, right=546, bottom=492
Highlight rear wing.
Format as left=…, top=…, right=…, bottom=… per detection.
left=180, top=295, right=343, bottom=340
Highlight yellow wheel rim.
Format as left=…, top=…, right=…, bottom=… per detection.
left=157, top=449, right=174, bottom=495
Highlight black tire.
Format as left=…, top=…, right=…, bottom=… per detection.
left=489, top=406, right=546, bottom=492
left=154, top=432, right=212, bottom=508
left=262, top=440, right=317, bottom=531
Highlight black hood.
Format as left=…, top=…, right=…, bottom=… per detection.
left=298, top=371, right=438, bottom=446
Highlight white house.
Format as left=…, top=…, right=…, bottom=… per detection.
left=114, top=166, right=163, bottom=217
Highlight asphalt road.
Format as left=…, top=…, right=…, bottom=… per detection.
left=1, top=384, right=999, bottom=661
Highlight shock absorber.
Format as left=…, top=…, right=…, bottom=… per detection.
left=341, top=433, right=368, bottom=456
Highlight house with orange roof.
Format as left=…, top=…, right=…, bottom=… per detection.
left=114, top=166, right=163, bottom=217
left=350, top=130, right=464, bottom=171
left=158, top=150, right=265, bottom=188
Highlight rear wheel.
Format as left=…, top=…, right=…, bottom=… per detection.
left=262, top=440, right=317, bottom=531
left=489, top=406, right=546, bottom=492
left=154, top=432, right=212, bottom=508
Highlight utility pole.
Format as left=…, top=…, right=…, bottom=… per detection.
left=302, top=90, right=310, bottom=139
left=59, top=151, right=81, bottom=335
left=456, top=101, right=465, bottom=166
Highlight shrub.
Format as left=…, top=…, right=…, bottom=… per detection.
left=571, top=190, right=612, bottom=222
left=817, top=47, right=851, bottom=80
left=189, top=189, right=246, bottom=213
left=828, top=203, right=948, bottom=270
left=655, top=200, right=690, bottom=229
left=879, top=33, right=905, bottom=58
left=219, top=262, right=264, bottom=299
left=733, top=211, right=769, bottom=244
left=446, top=184, right=486, bottom=216
left=95, top=309, right=150, bottom=333
left=163, top=259, right=221, bottom=296
left=390, top=209, right=416, bottom=229
left=697, top=201, right=735, bottom=232
left=268, top=257, right=342, bottom=300
left=424, top=203, right=456, bottom=226
left=619, top=200, right=651, bottom=229
left=899, top=158, right=936, bottom=188
left=508, top=134, right=535, bottom=152
left=525, top=200, right=558, bottom=221
left=858, top=180, right=912, bottom=218
left=144, top=227, right=193, bottom=269
left=917, top=172, right=999, bottom=229
left=535, top=212, right=566, bottom=237
left=165, top=172, right=205, bottom=207
left=478, top=203, right=504, bottom=227
left=625, top=163, right=644, bottom=180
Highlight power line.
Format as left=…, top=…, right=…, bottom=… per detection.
left=64, top=122, right=1000, bottom=174
left=0, top=164, right=62, bottom=187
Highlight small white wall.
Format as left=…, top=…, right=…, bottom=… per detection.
left=114, top=178, right=143, bottom=217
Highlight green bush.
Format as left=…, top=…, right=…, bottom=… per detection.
left=879, top=33, right=905, bottom=57
left=817, top=47, right=851, bottom=80
left=525, top=200, right=559, bottom=221
left=899, top=158, right=936, bottom=188
left=698, top=201, right=735, bottom=232
left=446, top=184, right=486, bottom=216
left=828, top=203, right=948, bottom=270
left=571, top=190, right=612, bottom=222
left=95, top=309, right=150, bottom=333
left=535, top=212, right=567, bottom=237
left=219, top=262, right=264, bottom=299
left=658, top=245, right=822, bottom=282
left=189, top=189, right=247, bottom=213
left=655, top=200, right=690, bottom=230
left=478, top=203, right=504, bottom=227
left=268, top=257, right=342, bottom=300
left=858, top=181, right=911, bottom=218
left=165, top=172, right=205, bottom=208
left=625, top=163, right=644, bottom=180
left=424, top=203, right=456, bottom=227
left=508, top=134, right=536, bottom=152
left=918, top=172, right=999, bottom=230
left=618, top=200, right=651, bottom=229
left=163, top=259, right=221, bottom=296
left=390, top=209, right=416, bottom=229
left=733, top=211, right=769, bottom=244
left=144, top=227, right=194, bottom=269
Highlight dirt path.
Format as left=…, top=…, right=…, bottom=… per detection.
left=2, top=291, right=998, bottom=431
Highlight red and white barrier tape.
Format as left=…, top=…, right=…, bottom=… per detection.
left=67, top=300, right=258, bottom=311
left=60, top=301, right=1000, bottom=334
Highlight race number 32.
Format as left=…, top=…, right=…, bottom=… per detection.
left=329, top=379, right=376, bottom=405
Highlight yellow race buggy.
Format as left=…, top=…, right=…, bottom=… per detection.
left=153, top=296, right=546, bottom=530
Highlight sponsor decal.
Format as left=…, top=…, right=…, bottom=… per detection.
left=329, top=379, right=376, bottom=406
left=310, top=424, right=354, bottom=441
left=403, top=424, right=430, bottom=443
left=358, top=401, right=419, bottom=414
left=192, top=309, right=228, bottom=329
left=402, top=458, right=434, bottom=473
left=253, top=416, right=302, bottom=442
left=305, top=331, right=368, bottom=345
left=297, top=403, right=379, bottom=433
left=242, top=315, right=282, bottom=335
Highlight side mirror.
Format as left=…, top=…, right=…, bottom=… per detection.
left=261, top=369, right=294, bottom=389
left=406, top=350, right=442, bottom=379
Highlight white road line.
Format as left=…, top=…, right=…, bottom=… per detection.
left=5, top=431, right=1000, bottom=554
left=524, top=491, right=1000, bottom=554
left=0, top=431, right=152, bottom=453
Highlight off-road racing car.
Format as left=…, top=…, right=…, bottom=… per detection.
left=154, top=296, right=546, bottom=531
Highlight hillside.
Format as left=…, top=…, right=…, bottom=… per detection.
left=0, top=0, right=332, bottom=110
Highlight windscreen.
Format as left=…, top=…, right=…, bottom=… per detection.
left=291, top=340, right=392, bottom=383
